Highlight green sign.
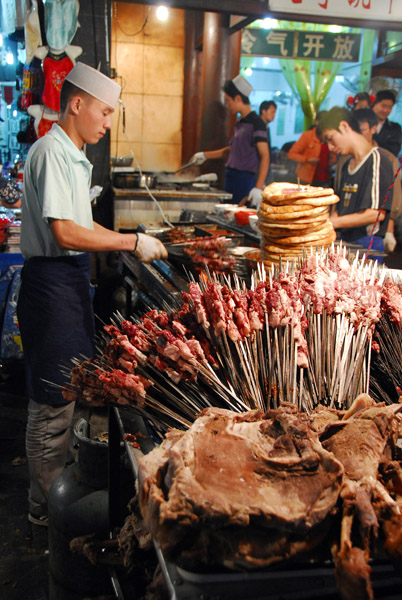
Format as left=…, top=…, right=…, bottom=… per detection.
left=242, top=29, right=361, bottom=62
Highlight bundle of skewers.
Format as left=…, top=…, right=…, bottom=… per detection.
left=61, top=244, right=402, bottom=433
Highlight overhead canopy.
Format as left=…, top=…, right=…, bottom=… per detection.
left=119, top=0, right=402, bottom=31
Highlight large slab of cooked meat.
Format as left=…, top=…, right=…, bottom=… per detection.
left=137, top=403, right=344, bottom=570
left=137, top=397, right=402, bottom=600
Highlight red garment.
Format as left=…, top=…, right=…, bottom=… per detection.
left=314, top=143, right=331, bottom=182
left=42, top=55, right=73, bottom=112
left=38, top=111, right=57, bottom=138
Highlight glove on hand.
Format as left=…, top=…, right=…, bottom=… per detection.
left=134, top=233, right=168, bottom=263
left=248, top=187, right=263, bottom=209
left=191, top=151, right=207, bottom=166
left=384, top=231, right=397, bottom=253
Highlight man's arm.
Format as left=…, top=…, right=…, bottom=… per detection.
left=330, top=208, right=385, bottom=230
left=51, top=219, right=138, bottom=252
left=50, top=220, right=168, bottom=262
left=204, top=146, right=231, bottom=160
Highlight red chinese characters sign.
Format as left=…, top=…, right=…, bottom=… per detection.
left=269, top=0, right=398, bottom=21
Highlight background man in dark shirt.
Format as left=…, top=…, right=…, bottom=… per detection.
left=372, top=89, right=402, bottom=157
left=259, top=100, right=277, bottom=184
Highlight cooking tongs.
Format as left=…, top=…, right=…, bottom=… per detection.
left=172, top=158, right=195, bottom=174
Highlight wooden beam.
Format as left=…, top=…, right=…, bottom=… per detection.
left=116, top=0, right=268, bottom=17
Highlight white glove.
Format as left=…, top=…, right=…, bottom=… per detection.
left=134, top=233, right=168, bottom=263
left=384, top=231, right=397, bottom=253
left=248, top=187, right=263, bottom=209
left=191, top=151, right=207, bottom=166
left=195, top=172, right=218, bottom=183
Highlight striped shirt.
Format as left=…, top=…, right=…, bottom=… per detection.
left=337, top=147, right=393, bottom=242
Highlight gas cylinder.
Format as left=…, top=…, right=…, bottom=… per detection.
left=48, top=415, right=113, bottom=600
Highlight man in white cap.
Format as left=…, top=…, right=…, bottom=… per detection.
left=191, top=74, right=269, bottom=207
left=17, top=62, right=167, bottom=526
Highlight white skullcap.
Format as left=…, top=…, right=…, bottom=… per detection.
left=65, top=62, right=121, bottom=108
left=232, top=74, right=253, bottom=97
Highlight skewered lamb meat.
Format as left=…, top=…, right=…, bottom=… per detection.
left=137, top=402, right=344, bottom=570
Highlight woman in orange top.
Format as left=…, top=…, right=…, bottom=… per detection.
left=288, top=112, right=335, bottom=186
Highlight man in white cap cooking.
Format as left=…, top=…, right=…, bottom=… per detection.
left=17, top=62, right=167, bottom=526
left=191, top=74, right=269, bottom=207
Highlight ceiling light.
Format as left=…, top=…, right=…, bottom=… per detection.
left=6, top=52, right=14, bottom=65
left=156, top=6, right=169, bottom=21
left=245, top=67, right=253, bottom=76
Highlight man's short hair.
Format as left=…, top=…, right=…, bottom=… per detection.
left=59, top=79, right=91, bottom=113
left=373, top=89, right=396, bottom=105
left=259, top=100, right=277, bottom=114
left=354, top=108, right=379, bottom=129
left=223, top=80, right=250, bottom=105
left=316, top=106, right=361, bottom=137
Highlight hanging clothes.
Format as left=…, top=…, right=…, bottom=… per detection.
left=42, top=54, right=74, bottom=112
left=24, top=0, right=43, bottom=65
left=37, top=107, right=58, bottom=138
left=44, top=0, right=79, bottom=53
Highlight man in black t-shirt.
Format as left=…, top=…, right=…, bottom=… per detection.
left=318, top=107, right=393, bottom=253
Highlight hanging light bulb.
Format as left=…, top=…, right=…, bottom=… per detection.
left=245, top=67, right=253, bottom=77
left=156, top=6, right=169, bottom=21
left=0, top=34, right=3, bottom=48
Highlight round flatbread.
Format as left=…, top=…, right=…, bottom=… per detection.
left=262, top=181, right=335, bottom=203
left=260, top=221, right=328, bottom=239
left=259, top=214, right=329, bottom=229
left=259, top=202, right=319, bottom=214
left=264, top=229, right=336, bottom=251
left=273, top=229, right=336, bottom=247
left=259, top=206, right=329, bottom=221
left=267, top=194, right=340, bottom=207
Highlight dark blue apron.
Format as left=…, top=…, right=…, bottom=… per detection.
left=224, top=167, right=256, bottom=204
left=17, top=253, right=95, bottom=406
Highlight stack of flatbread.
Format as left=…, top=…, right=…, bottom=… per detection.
left=259, top=182, right=339, bottom=264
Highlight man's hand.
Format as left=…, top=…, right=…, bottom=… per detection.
left=134, top=233, right=168, bottom=263
left=248, top=187, right=263, bottom=209
left=190, top=152, right=207, bottom=165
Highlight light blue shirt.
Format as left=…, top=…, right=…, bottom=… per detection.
left=21, top=123, right=94, bottom=259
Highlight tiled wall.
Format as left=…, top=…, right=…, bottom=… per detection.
left=110, top=3, right=185, bottom=172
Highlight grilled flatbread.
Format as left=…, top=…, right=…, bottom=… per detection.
left=260, top=221, right=328, bottom=239
left=262, top=181, right=334, bottom=203
left=260, top=202, right=326, bottom=214
left=259, top=206, right=329, bottom=221
left=266, top=194, right=339, bottom=207
left=263, top=230, right=336, bottom=252
left=259, top=215, right=329, bottom=229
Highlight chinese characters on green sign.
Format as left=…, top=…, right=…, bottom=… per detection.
left=242, top=29, right=361, bottom=62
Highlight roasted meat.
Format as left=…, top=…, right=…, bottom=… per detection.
left=137, top=403, right=344, bottom=570
left=320, top=398, right=402, bottom=600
